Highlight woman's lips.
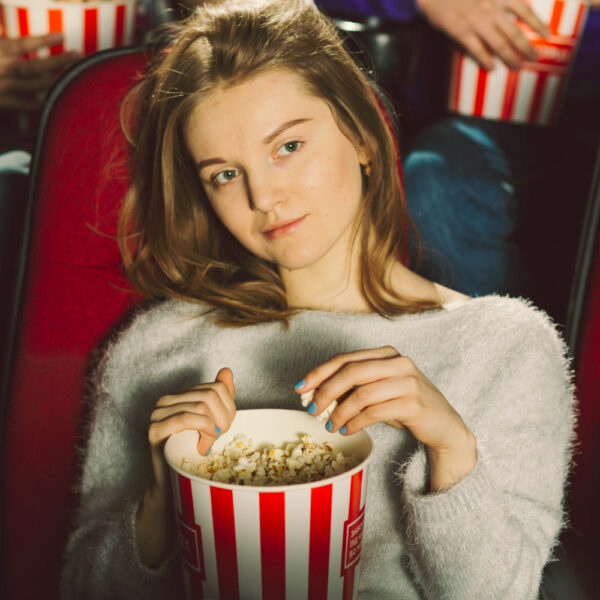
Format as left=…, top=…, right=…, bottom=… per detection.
left=262, top=216, right=307, bottom=240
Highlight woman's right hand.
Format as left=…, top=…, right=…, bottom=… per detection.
left=136, top=368, right=235, bottom=568
left=148, top=367, right=236, bottom=490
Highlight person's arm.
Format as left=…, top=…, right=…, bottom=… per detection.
left=398, top=302, right=574, bottom=599
left=61, top=306, right=236, bottom=599
left=297, top=298, right=574, bottom=599
left=0, top=34, right=79, bottom=111
left=60, top=362, right=181, bottom=600
left=136, top=367, right=235, bottom=567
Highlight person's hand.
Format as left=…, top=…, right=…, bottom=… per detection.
left=417, top=0, right=551, bottom=70
left=137, top=368, right=235, bottom=567
left=148, top=367, right=236, bottom=488
left=295, top=347, right=477, bottom=492
left=0, top=33, right=80, bottom=110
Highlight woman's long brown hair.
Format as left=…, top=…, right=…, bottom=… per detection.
left=119, top=0, right=439, bottom=326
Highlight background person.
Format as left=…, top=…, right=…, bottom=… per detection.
left=318, top=0, right=600, bottom=319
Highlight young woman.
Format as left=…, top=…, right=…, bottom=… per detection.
left=60, top=1, right=575, bottom=598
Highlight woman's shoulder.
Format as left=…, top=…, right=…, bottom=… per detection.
left=449, top=295, right=569, bottom=362
left=95, top=298, right=215, bottom=375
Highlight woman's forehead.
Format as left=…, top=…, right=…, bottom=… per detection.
left=185, top=69, right=334, bottom=150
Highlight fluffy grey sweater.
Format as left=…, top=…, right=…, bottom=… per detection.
left=60, top=295, right=575, bottom=600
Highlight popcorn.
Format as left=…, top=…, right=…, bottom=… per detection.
left=181, top=433, right=360, bottom=486
left=300, top=389, right=338, bottom=424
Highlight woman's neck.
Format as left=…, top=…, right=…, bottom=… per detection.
left=279, top=229, right=371, bottom=313
left=279, top=234, right=450, bottom=313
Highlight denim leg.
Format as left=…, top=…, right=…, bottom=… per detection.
left=403, top=117, right=529, bottom=297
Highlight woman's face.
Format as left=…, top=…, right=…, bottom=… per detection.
left=184, top=69, right=367, bottom=272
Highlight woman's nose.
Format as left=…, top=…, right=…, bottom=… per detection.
left=246, top=171, right=286, bottom=213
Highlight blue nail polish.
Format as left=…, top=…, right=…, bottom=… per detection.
left=294, top=379, right=305, bottom=390
left=325, top=420, right=333, bottom=431
left=340, top=425, right=347, bottom=435
left=215, top=426, right=222, bottom=435
left=307, top=401, right=317, bottom=414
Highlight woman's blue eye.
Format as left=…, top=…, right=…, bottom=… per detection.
left=278, top=141, right=301, bottom=155
left=213, top=169, right=239, bottom=185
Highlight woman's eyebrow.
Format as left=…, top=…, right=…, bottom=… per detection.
left=262, top=118, right=311, bottom=145
left=197, top=157, right=226, bottom=171
left=196, top=118, right=311, bottom=171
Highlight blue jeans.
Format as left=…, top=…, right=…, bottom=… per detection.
left=403, top=117, right=529, bottom=297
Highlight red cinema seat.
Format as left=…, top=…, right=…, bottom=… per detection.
left=0, top=42, right=408, bottom=599
left=566, top=148, right=600, bottom=558
left=0, top=47, right=148, bottom=600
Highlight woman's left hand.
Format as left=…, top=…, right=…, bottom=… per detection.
left=295, top=346, right=477, bottom=491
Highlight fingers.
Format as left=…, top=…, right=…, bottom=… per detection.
left=340, top=400, right=408, bottom=436
left=0, top=33, right=64, bottom=56
left=149, top=411, right=219, bottom=456
left=314, top=355, right=416, bottom=419
left=149, top=370, right=236, bottom=457
left=460, top=31, right=497, bottom=71
left=297, top=346, right=399, bottom=394
left=9, top=51, right=80, bottom=78
left=479, top=20, right=528, bottom=70
left=0, top=94, right=41, bottom=111
left=506, top=0, right=551, bottom=38
left=0, top=73, right=55, bottom=94
left=295, top=346, right=419, bottom=420
left=0, top=51, right=80, bottom=110
left=324, top=376, right=418, bottom=433
left=216, top=367, right=235, bottom=400
left=492, top=16, right=538, bottom=64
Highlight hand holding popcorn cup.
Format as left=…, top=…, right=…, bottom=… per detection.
left=0, top=33, right=78, bottom=109
left=447, top=0, right=590, bottom=125
left=0, top=0, right=138, bottom=58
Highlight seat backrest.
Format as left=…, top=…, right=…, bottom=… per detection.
left=0, top=47, right=147, bottom=600
left=0, top=38, right=412, bottom=598
left=566, top=146, right=600, bottom=550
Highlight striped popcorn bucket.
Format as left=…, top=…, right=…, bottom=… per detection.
left=165, top=409, right=374, bottom=600
left=0, top=0, right=137, bottom=57
left=448, top=0, right=589, bottom=125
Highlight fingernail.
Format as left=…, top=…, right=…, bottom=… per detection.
left=325, top=420, right=333, bottom=431
left=307, top=401, right=317, bottom=415
left=294, top=379, right=305, bottom=390
left=215, top=426, right=221, bottom=435
left=340, top=425, right=347, bottom=435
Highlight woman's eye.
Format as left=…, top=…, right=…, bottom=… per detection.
left=277, top=141, right=302, bottom=156
left=212, top=169, right=240, bottom=186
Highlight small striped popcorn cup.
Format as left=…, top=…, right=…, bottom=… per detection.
left=165, top=409, right=374, bottom=600
left=448, top=0, right=589, bottom=126
left=0, top=0, right=137, bottom=57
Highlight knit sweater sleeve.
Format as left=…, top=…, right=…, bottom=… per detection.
left=60, top=317, right=183, bottom=600
left=398, top=300, right=575, bottom=600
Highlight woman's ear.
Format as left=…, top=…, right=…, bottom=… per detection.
left=357, top=142, right=369, bottom=167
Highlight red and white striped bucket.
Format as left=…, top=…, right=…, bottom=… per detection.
left=165, top=409, right=374, bottom=600
left=448, top=0, right=589, bottom=125
left=0, top=0, right=137, bottom=57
